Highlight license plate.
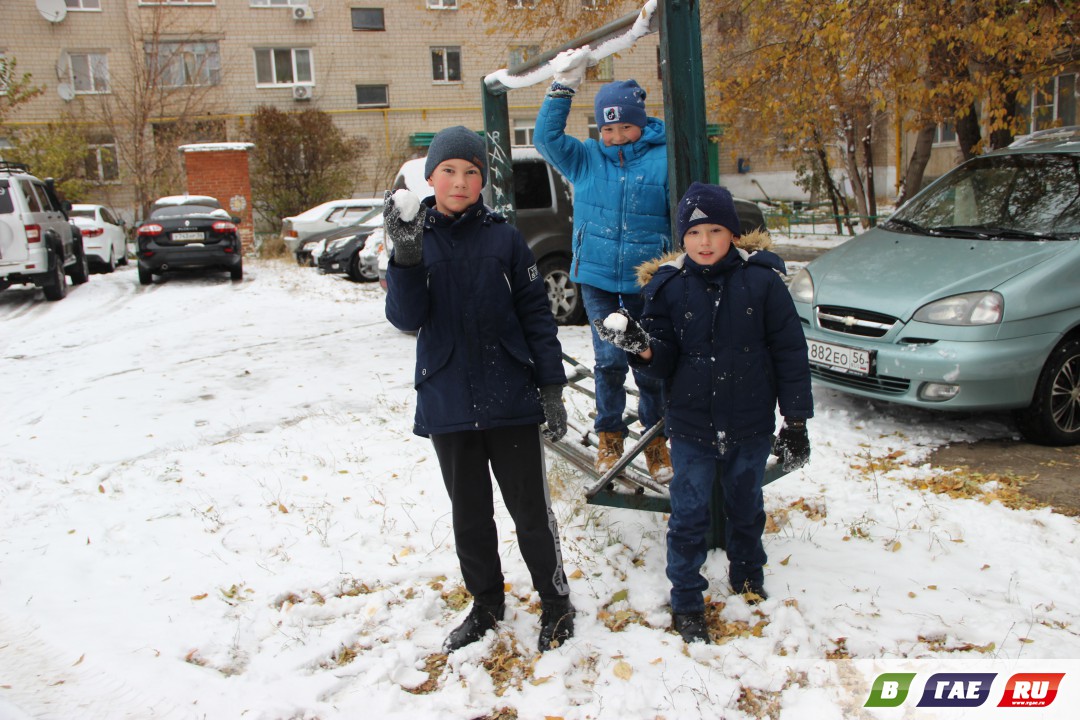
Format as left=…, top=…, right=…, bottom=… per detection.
left=172, top=231, right=205, bottom=242
left=807, top=339, right=872, bottom=376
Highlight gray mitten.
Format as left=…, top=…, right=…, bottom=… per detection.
left=540, top=385, right=567, bottom=442
left=593, top=309, right=651, bottom=355
left=773, top=420, right=810, bottom=472
left=383, top=189, right=426, bottom=267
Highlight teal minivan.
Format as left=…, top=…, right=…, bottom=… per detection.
left=789, top=126, right=1080, bottom=445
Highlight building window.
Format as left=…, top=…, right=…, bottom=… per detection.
left=431, top=47, right=461, bottom=83
left=0, top=52, right=8, bottom=96
left=587, top=115, right=599, bottom=141
left=512, top=120, right=535, bottom=147
left=250, top=0, right=308, bottom=6
left=426, top=0, right=457, bottom=9
left=85, top=140, right=119, bottom=183
left=68, top=52, right=110, bottom=94
left=1026, top=73, right=1077, bottom=133
left=65, top=0, right=101, bottom=9
left=933, top=122, right=957, bottom=146
left=581, top=0, right=598, bottom=8
left=254, top=48, right=313, bottom=86
left=147, top=41, right=221, bottom=88
left=138, top=1, right=215, bottom=6
left=508, top=0, right=537, bottom=8
left=351, top=8, right=385, bottom=30
left=355, top=84, right=388, bottom=107
left=587, top=56, right=613, bottom=83
left=508, top=45, right=540, bottom=70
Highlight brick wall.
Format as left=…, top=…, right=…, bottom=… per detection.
left=182, top=146, right=255, bottom=253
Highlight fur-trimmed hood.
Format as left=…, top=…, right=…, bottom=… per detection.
left=634, top=228, right=775, bottom=287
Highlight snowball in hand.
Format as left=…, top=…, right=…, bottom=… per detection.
left=391, top=189, right=421, bottom=222
left=603, top=312, right=628, bottom=332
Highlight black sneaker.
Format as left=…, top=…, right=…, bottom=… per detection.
left=672, top=612, right=710, bottom=644
left=442, top=602, right=505, bottom=653
left=538, top=597, right=575, bottom=651
left=735, top=579, right=768, bottom=605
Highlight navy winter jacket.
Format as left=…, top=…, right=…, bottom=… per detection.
left=633, top=240, right=814, bottom=448
left=385, top=197, right=567, bottom=437
left=534, top=94, right=671, bottom=294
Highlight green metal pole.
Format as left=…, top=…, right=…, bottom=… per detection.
left=660, top=0, right=709, bottom=248
left=480, top=78, right=516, bottom=225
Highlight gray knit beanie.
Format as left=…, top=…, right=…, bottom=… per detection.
left=424, top=126, right=487, bottom=187
left=676, top=182, right=742, bottom=240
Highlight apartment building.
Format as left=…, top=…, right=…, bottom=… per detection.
left=2, top=0, right=662, bottom=217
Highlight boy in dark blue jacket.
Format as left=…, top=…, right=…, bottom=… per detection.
left=384, top=126, right=575, bottom=654
left=597, top=182, right=813, bottom=644
left=534, top=56, right=672, bottom=484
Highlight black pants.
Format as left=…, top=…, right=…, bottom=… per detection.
left=430, top=423, right=570, bottom=607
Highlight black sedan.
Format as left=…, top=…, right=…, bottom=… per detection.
left=316, top=225, right=380, bottom=282
left=136, top=196, right=243, bottom=285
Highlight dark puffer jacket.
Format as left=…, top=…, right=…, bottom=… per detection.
left=385, top=197, right=567, bottom=437
left=632, top=230, right=813, bottom=448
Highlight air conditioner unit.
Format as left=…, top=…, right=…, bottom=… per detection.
left=293, top=5, right=314, bottom=21
left=292, top=84, right=313, bottom=101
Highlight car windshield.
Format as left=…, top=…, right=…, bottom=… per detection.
left=354, top=206, right=384, bottom=225
left=69, top=208, right=95, bottom=219
left=887, top=153, right=1080, bottom=240
left=150, top=205, right=221, bottom=219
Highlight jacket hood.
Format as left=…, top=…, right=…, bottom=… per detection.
left=634, top=228, right=774, bottom=286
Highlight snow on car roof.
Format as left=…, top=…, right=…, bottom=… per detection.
left=153, top=195, right=221, bottom=208
left=284, top=198, right=383, bottom=223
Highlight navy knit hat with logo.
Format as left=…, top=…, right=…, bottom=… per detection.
left=594, top=80, right=647, bottom=129
left=676, top=181, right=742, bottom=240
left=424, top=126, right=487, bottom=187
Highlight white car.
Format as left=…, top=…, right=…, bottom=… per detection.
left=69, top=203, right=128, bottom=273
left=281, top=198, right=383, bottom=253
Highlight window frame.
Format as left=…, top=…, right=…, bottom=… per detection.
left=933, top=122, right=957, bottom=146
left=147, top=40, right=221, bottom=88
left=65, top=0, right=102, bottom=10
left=86, top=140, right=120, bottom=184
left=355, top=84, right=389, bottom=108
left=68, top=52, right=110, bottom=94
left=137, top=1, right=215, bottom=6
left=254, top=47, right=314, bottom=87
left=249, top=0, right=308, bottom=6
left=430, top=46, right=462, bottom=84
left=1027, top=73, right=1077, bottom=133
left=351, top=8, right=386, bottom=31
left=512, top=120, right=535, bottom=147
left=426, top=0, right=457, bottom=9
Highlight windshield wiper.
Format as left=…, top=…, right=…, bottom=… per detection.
left=883, top=217, right=930, bottom=234
left=933, top=225, right=1061, bottom=241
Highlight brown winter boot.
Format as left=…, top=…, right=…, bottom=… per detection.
left=595, top=431, right=625, bottom=475
left=644, top=435, right=673, bottom=484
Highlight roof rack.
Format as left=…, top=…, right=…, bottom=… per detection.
left=0, top=161, right=31, bottom=174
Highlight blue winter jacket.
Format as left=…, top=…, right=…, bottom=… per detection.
left=632, top=239, right=814, bottom=449
left=385, top=197, right=567, bottom=437
left=534, top=94, right=671, bottom=294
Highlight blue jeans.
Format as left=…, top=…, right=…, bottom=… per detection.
left=580, top=283, right=665, bottom=435
left=666, top=434, right=772, bottom=613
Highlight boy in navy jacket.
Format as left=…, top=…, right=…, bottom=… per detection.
left=384, top=126, right=574, bottom=653
left=597, top=182, right=813, bottom=644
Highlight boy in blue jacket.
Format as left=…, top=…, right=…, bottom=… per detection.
left=384, top=126, right=574, bottom=653
left=534, top=63, right=672, bottom=484
left=596, top=182, right=813, bottom=644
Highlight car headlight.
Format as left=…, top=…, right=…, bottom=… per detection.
left=912, top=291, right=1003, bottom=325
left=789, top=268, right=814, bottom=303
left=327, top=237, right=350, bottom=251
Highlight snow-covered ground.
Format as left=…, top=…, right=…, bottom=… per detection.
left=2, top=253, right=1078, bottom=720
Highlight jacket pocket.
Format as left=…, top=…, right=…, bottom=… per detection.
left=415, top=336, right=453, bottom=388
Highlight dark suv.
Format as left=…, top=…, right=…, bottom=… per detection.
left=0, top=162, right=90, bottom=300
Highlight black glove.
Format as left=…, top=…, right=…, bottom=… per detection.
left=383, top=189, right=426, bottom=267
left=540, top=385, right=567, bottom=442
left=593, top=309, right=651, bottom=355
left=774, top=419, right=810, bottom=472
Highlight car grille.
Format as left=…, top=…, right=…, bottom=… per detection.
left=811, top=366, right=910, bottom=395
left=816, top=306, right=897, bottom=338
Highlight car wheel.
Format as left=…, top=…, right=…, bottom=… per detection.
left=1015, top=338, right=1080, bottom=446
left=138, top=263, right=154, bottom=286
left=118, top=245, right=129, bottom=266
left=42, top=250, right=68, bottom=301
left=230, top=263, right=243, bottom=282
left=69, top=242, right=90, bottom=285
left=101, top=246, right=116, bottom=274
left=538, top=256, right=585, bottom=325
left=348, top=249, right=378, bottom=283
